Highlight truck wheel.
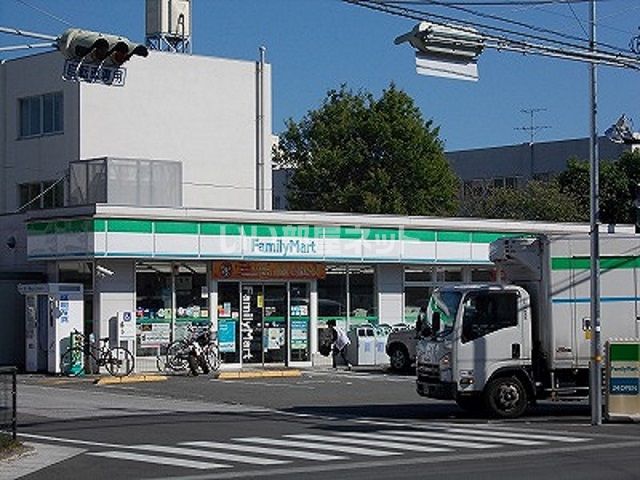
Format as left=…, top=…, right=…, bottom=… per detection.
left=484, top=376, right=528, bottom=418
left=389, top=346, right=410, bottom=372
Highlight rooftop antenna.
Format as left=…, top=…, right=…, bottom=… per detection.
left=145, top=0, right=192, bottom=54
left=515, top=107, right=551, bottom=146
left=515, top=108, right=551, bottom=181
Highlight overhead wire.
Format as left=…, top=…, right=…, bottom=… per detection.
left=364, top=0, right=629, bottom=53
left=344, top=0, right=640, bottom=68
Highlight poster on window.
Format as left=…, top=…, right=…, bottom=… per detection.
left=139, top=323, right=171, bottom=346
left=291, top=319, right=309, bottom=350
left=218, top=320, right=237, bottom=353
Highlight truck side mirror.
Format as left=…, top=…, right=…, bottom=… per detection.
left=432, top=311, right=441, bottom=333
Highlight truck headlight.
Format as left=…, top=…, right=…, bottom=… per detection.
left=439, top=352, right=451, bottom=369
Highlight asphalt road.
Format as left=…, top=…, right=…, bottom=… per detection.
left=6, top=369, right=640, bottom=480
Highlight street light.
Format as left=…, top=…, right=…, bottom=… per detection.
left=394, top=22, right=484, bottom=81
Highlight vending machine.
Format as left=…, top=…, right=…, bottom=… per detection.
left=19, top=283, right=84, bottom=373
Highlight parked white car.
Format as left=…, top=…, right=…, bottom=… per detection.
left=385, top=326, right=417, bottom=372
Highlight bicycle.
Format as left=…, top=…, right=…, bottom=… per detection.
left=164, top=327, right=221, bottom=374
left=60, top=330, right=135, bottom=377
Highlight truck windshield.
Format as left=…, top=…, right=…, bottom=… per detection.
left=427, top=290, right=462, bottom=334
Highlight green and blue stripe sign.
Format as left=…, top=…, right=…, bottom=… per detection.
left=27, top=217, right=519, bottom=263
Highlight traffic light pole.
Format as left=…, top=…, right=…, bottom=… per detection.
left=588, top=0, right=602, bottom=427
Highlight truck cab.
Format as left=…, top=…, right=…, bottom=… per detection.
left=416, top=284, right=533, bottom=418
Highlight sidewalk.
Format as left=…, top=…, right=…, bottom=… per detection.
left=0, top=442, right=84, bottom=480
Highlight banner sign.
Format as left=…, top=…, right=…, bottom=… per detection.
left=63, top=60, right=127, bottom=86
left=212, top=261, right=325, bottom=280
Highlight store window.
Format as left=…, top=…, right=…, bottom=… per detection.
left=136, top=263, right=172, bottom=357
left=317, top=264, right=377, bottom=335
left=349, top=266, right=376, bottom=326
left=174, top=263, right=210, bottom=340
left=317, top=266, right=347, bottom=328
left=217, top=282, right=240, bottom=364
left=19, top=92, right=63, bottom=138
left=290, top=283, right=310, bottom=362
left=18, top=180, right=64, bottom=211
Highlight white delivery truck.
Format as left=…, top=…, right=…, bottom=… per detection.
left=416, top=233, right=640, bottom=418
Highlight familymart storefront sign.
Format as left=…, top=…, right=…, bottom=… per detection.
left=27, top=218, right=516, bottom=264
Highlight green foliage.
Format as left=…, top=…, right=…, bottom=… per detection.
left=274, top=84, right=459, bottom=215
left=557, top=152, right=640, bottom=224
left=460, top=180, right=584, bottom=222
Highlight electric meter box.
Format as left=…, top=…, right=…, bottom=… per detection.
left=19, top=283, right=84, bottom=374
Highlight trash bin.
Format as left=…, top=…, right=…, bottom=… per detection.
left=348, top=326, right=376, bottom=366
left=373, top=326, right=390, bottom=365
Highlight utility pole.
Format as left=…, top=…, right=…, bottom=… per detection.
left=515, top=108, right=551, bottom=180
left=588, top=0, right=602, bottom=427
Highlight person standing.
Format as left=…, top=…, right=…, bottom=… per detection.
left=327, top=319, right=352, bottom=370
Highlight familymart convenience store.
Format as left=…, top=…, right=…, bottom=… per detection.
left=24, top=206, right=587, bottom=369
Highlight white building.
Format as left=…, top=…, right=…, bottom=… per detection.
left=0, top=48, right=601, bottom=372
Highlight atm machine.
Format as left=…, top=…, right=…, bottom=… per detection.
left=18, top=283, right=84, bottom=373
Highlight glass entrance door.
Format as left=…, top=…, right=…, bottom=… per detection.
left=241, top=283, right=287, bottom=365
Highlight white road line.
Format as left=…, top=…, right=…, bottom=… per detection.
left=287, top=433, right=451, bottom=453
left=232, top=437, right=401, bottom=457
left=86, top=451, right=227, bottom=470
left=183, top=441, right=346, bottom=461
left=399, top=429, right=544, bottom=446
left=340, top=431, right=496, bottom=449
left=442, top=428, right=590, bottom=443
left=133, top=445, right=288, bottom=465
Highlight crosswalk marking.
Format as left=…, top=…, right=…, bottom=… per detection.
left=341, top=430, right=496, bottom=449
left=86, top=451, right=228, bottom=470
left=74, top=424, right=594, bottom=472
left=287, top=433, right=452, bottom=453
left=401, top=429, right=544, bottom=446
left=183, top=440, right=346, bottom=461
left=439, top=428, right=590, bottom=443
left=132, top=444, right=287, bottom=465
left=234, top=436, right=401, bottom=457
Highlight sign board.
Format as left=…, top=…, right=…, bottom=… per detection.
left=212, top=261, right=325, bottom=280
left=62, top=60, right=127, bottom=86
left=118, top=311, right=136, bottom=340
left=606, top=340, right=640, bottom=421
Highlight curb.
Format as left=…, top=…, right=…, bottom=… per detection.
left=217, top=369, right=301, bottom=380
left=94, top=374, right=168, bottom=385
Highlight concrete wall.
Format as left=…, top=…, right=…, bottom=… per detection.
left=0, top=51, right=272, bottom=214
left=0, top=53, right=80, bottom=213
left=377, top=264, right=404, bottom=324
left=93, top=259, right=135, bottom=343
left=79, top=51, right=272, bottom=210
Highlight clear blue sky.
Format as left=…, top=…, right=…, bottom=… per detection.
left=1, top=0, right=639, bottom=152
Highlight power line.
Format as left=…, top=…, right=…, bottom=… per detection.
left=344, top=1, right=640, bottom=69
left=14, top=0, right=72, bottom=27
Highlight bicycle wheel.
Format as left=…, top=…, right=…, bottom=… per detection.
left=104, top=347, right=135, bottom=377
left=204, top=344, right=221, bottom=372
left=166, top=340, right=190, bottom=371
left=60, top=347, right=86, bottom=376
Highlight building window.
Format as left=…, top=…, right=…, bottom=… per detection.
left=19, top=92, right=63, bottom=138
left=18, top=180, right=64, bottom=211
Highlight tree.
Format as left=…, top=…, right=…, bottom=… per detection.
left=460, top=180, right=584, bottom=222
left=557, top=156, right=633, bottom=225
left=274, top=84, right=459, bottom=215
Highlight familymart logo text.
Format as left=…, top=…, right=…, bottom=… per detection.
left=250, top=238, right=318, bottom=257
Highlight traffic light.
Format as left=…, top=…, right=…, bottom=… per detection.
left=56, top=28, right=148, bottom=66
